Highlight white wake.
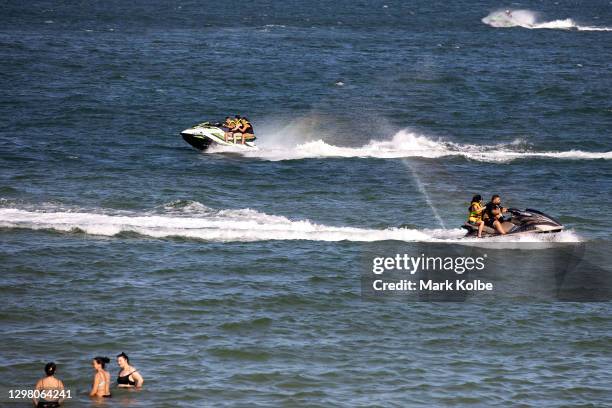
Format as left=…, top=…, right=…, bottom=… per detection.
left=0, top=204, right=581, bottom=244
left=482, top=9, right=612, bottom=31
left=208, top=129, right=612, bottom=162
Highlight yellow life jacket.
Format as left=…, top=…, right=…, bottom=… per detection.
left=468, top=202, right=483, bottom=223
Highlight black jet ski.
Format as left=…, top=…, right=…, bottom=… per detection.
left=462, top=208, right=564, bottom=238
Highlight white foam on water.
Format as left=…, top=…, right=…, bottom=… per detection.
left=482, top=9, right=612, bottom=31
left=575, top=26, right=612, bottom=32
left=0, top=206, right=581, bottom=245
left=208, top=129, right=612, bottom=162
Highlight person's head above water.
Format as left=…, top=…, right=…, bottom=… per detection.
left=490, top=194, right=501, bottom=205
left=44, top=362, right=57, bottom=376
left=472, top=194, right=482, bottom=203
left=93, top=357, right=110, bottom=370
left=234, top=114, right=241, bottom=119
left=116, top=352, right=130, bottom=368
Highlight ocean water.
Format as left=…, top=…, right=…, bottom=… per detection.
left=1, top=0, right=611, bottom=406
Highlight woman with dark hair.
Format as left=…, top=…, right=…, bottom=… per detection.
left=33, top=362, right=65, bottom=407
left=89, top=357, right=111, bottom=398
left=116, top=352, right=144, bottom=388
left=468, top=194, right=485, bottom=238
left=238, top=117, right=255, bottom=145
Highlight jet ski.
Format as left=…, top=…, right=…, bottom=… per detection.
left=462, top=208, right=564, bottom=238
left=180, top=122, right=257, bottom=151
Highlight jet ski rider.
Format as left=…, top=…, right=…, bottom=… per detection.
left=225, top=115, right=255, bottom=144
left=224, top=114, right=244, bottom=143
left=483, top=194, right=508, bottom=235
left=467, top=194, right=485, bottom=238
left=223, top=116, right=238, bottom=143
left=222, top=116, right=234, bottom=129
left=236, top=117, right=255, bottom=144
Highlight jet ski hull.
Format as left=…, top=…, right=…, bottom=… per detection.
left=461, top=208, right=564, bottom=238
left=181, top=132, right=214, bottom=151
left=180, top=122, right=256, bottom=151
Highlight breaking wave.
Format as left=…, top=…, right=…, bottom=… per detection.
left=208, top=129, right=612, bottom=162
left=482, top=9, right=612, bottom=31
left=0, top=203, right=581, bottom=244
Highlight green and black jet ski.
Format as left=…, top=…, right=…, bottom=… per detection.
left=181, top=122, right=257, bottom=151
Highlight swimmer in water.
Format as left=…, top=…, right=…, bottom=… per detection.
left=90, top=357, right=111, bottom=398
left=116, top=352, right=144, bottom=388
left=505, top=9, right=512, bottom=17
left=33, top=362, right=65, bottom=408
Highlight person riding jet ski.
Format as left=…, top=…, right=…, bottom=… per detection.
left=224, top=115, right=239, bottom=143
left=222, top=116, right=235, bottom=129
left=483, top=194, right=508, bottom=235
left=222, top=115, right=254, bottom=144
left=236, top=117, right=255, bottom=145
left=467, top=194, right=486, bottom=238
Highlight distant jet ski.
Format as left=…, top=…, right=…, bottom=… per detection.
left=180, top=122, right=257, bottom=151
left=462, top=208, right=564, bottom=238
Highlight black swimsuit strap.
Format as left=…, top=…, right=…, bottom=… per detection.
left=119, top=370, right=136, bottom=378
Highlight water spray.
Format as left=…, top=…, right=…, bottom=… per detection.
left=402, top=158, right=445, bottom=229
